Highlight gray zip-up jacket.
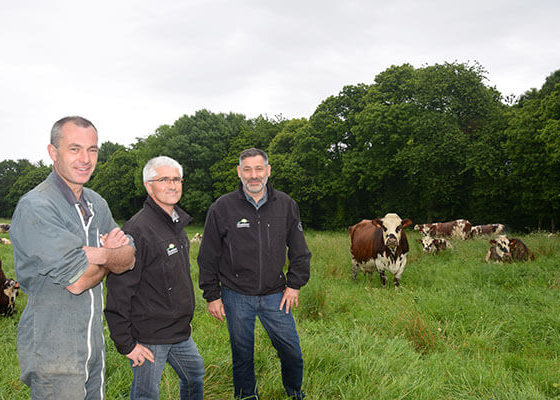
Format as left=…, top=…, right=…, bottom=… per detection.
left=10, top=171, right=130, bottom=395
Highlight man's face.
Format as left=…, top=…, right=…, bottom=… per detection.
left=144, top=165, right=183, bottom=211
left=47, top=123, right=98, bottom=192
left=237, top=155, right=270, bottom=195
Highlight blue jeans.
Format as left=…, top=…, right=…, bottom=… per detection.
left=129, top=337, right=204, bottom=400
left=222, top=286, right=305, bottom=400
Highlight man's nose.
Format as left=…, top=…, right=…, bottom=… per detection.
left=79, top=149, right=91, bottom=163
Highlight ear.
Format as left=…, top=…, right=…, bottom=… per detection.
left=372, top=219, right=383, bottom=228
left=237, top=165, right=242, bottom=179
left=489, top=239, right=496, bottom=245
left=47, top=144, right=57, bottom=163
left=510, top=239, right=518, bottom=245
left=144, top=181, right=153, bottom=196
left=401, top=218, right=412, bottom=228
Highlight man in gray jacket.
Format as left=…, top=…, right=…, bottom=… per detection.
left=11, top=116, right=135, bottom=400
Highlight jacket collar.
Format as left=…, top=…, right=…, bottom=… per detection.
left=144, top=195, right=192, bottom=230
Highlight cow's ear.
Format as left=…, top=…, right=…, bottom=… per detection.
left=510, top=239, right=518, bottom=245
left=401, top=218, right=412, bottom=228
left=489, top=239, right=496, bottom=245
left=372, top=219, right=383, bottom=228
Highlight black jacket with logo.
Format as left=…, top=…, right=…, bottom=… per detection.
left=105, top=196, right=195, bottom=355
left=198, top=183, right=311, bottom=302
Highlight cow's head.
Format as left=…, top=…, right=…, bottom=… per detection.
left=419, top=234, right=436, bottom=252
left=373, top=213, right=412, bottom=253
left=2, top=278, right=19, bottom=316
left=489, top=235, right=511, bottom=261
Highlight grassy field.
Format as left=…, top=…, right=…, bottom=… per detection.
left=1, top=221, right=560, bottom=399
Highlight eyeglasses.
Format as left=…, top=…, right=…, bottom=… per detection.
left=148, top=177, right=184, bottom=184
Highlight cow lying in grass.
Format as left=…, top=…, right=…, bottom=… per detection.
left=418, top=234, right=453, bottom=253
left=485, top=235, right=534, bottom=263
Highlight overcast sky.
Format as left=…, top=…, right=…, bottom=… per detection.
left=1, top=0, right=558, bottom=164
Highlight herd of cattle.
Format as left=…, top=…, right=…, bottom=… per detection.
left=349, top=214, right=534, bottom=288
left=0, top=216, right=541, bottom=317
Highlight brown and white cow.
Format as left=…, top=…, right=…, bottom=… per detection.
left=349, top=213, right=412, bottom=287
left=0, top=259, right=20, bottom=316
left=418, top=234, right=453, bottom=253
left=0, top=224, right=9, bottom=234
left=471, top=224, right=505, bottom=236
left=414, top=219, right=472, bottom=240
left=190, top=232, right=203, bottom=243
left=485, top=235, right=534, bottom=263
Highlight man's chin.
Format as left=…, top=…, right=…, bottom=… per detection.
left=246, top=184, right=264, bottom=194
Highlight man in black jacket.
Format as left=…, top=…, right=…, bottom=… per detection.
left=198, top=148, right=311, bottom=400
left=105, top=156, right=204, bottom=400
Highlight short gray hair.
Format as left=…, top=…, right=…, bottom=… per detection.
left=143, top=156, right=183, bottom=182
left=50, top=116, right=97, bottom=147
left=239, top=148, right=268, bottom=166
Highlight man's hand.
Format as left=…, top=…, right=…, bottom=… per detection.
left=279, top=287, right=300, bottom=314
left=208, top=299, right=226, bottom=321
left=83, top=227, right=135, bottom=273
left=101, top=227, right=130, bottom=249
left=126, top=343, right=155, bottom=367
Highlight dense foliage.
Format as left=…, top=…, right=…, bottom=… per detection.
left=1, top=62, right=559, bottom=231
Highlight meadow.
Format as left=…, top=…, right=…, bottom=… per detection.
left=1, top=220, right=559, bottom=399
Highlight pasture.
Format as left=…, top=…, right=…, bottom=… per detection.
left=1, top=223, right=560, bottom=399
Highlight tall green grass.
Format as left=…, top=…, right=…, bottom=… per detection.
left=1, top=225, right=559, bottom=399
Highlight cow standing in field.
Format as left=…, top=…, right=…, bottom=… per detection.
left=1, top=259, right=19, bottom=316
left=485, top=235, right=534, bottom=263
left=471, top=224, right=505, bottom=237
left=414, top=219, right=472, bottom=240
left=0, top=224, right=10, bottom=234
left=349, top=213, right=412, bottom=287
left=418, top=234, right=452, bottom=253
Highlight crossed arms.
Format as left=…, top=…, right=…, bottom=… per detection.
left=66, top=227, right=135, bottom=294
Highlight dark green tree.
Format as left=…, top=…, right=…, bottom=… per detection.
left=5, top=164, right=51, bottom=212
left=0, top=159, right=35, bottom=217
left=88, top=148, right=143, bottom=220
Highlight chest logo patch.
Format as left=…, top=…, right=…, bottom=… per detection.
left=237, top=218, right=250, bottom=228
left=166, top=243, right=178, bottom=256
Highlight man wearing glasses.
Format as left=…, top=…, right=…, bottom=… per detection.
left=105, top=156, right=204, bottom=400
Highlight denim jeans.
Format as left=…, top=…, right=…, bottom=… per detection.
left=129, top=337, right=204, bottom=400
left=222, top=286, right=305, bottom=400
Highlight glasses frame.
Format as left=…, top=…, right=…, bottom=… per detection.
left=147, top=177, right=184, bottom=184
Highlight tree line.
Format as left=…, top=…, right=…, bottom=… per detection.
left=1, top=62, right=559, bottom=231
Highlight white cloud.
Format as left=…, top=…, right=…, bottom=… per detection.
left=1, top=0, right=558, bottom=163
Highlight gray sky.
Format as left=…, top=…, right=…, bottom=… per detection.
left=1, top=0, right=558, bottom=164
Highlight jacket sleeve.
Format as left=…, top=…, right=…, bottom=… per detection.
left=197, top=204, right=223, bottom=302
left=11, top=196, right=89, bottom=287
left=285, top=199, right=311, bottom=289
left=104, top=230, right=144, bottom=355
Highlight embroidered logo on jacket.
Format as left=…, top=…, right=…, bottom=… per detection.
left=166, top=243, right=178, bottom=256
left=237, top=218, right=250, bottom=228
